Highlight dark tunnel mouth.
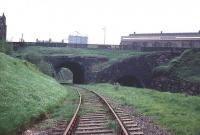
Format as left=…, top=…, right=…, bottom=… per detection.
left=115, top=75, right=143, bottom=88
left=57, top=62, right=85, bottom=84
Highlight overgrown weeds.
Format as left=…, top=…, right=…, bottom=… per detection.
left=153, top=49, right=200, bottom=82
left=106, top=119, right=118, bottom=132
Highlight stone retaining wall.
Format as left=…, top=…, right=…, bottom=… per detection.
left=151, top=75, right=200, bottom=95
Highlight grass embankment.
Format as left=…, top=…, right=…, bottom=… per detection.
left=82, top=83, right=200, bottom=135
left=33, top=85, right=78, bottom=130
left=154, top=49, right=200, bottom=82
left=0, top=52, right=76, bottom=135
left=14, top=46, right=147, bottom=71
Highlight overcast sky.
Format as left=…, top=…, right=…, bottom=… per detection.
left=0, top=0, right=200, bottom=44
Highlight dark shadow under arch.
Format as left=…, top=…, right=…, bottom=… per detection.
left=56, top=61, right=85, bottom=84
left=115, top=75, right=143, bottom=88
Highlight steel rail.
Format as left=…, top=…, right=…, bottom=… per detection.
left=66, top=85, right=129, bottom=135
left=63, top=89, right=81, bottom=135
left=91, top=90, right=129, bottom=135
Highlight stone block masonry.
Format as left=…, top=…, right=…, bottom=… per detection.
left=151, top=75, right=200, bottom=95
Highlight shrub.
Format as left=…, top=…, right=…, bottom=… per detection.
left=22, top=52, right=55, bottom=77
left=0, top=41, right=13, bottom=54
left=113, top=82, right=120, bottom=91
left=37, top=59, right=54, bottom=76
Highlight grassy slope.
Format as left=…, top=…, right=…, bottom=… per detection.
left=14, top=46, right=147, bottom=71
left=82, top=84, right=200, bottom=135
left=154, top=49, right=200, bottom=82
left=0, top=52, right=75, bottom=135
left=34, top=85, right=78, bottom=130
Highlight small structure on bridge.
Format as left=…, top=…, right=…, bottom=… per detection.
left=0, top=13, right=7, bottom=41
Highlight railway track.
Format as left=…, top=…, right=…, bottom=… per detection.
left=50, top=87, right=144, bottom=135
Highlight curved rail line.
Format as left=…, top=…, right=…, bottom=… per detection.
left=62, top=86, right=143, bottom=135
left=90, top=90, right=129, bottom=135
left=63, top=89, right=82, bottom=135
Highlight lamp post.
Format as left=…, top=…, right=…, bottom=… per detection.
left=102, top=27, right=106, bottom=44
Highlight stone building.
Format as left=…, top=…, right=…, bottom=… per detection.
left=0, top=13, right=7, bottom=41
left=120, top=32, right=200, bottom=50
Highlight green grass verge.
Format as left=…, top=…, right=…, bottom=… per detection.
left=0, top=52, right=74, bottom=135
left=14, top=46, right=147, bottom=71
left=82, top=83, right=200, bottom=135
left=35, top=85, right=78, bottom=130
left=154, top=49, right=200, bottom=82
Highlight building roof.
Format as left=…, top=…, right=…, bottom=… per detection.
left=121, top=32, right=200, bottom=41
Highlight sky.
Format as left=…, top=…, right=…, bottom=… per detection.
left=0, top=0, right=200, bottom=44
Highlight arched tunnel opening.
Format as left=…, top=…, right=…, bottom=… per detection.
left=56, top=62, right=85, bottom=84
left=57, top=68, right=73, bottom=84
left=115, top=76, right=144, bottom=88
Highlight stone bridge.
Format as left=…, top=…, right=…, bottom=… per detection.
left=45, top=56, right=108, bottom=84
left=96, top=52, right=179, bottom=87
left=44, top=52, right=180, bottom=88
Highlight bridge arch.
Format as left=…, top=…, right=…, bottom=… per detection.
left=55, top=61, right=85, bottom=84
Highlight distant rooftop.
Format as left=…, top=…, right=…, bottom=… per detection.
left=129, top=31, right=200, bottom=36
left=121, top=31, right=200, bottom=41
